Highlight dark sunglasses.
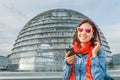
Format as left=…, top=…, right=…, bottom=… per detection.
left=77, top=27, right=94, bottom=33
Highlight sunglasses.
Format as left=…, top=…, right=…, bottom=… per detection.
left=77, top=27, right=94, bottom=33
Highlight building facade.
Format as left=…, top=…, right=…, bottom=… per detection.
left=0, top=56, right=8, bottom=71
left=8, top=9, right=112, bottom=71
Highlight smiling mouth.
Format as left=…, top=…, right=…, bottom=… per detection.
left=80, top=36, right=87, bottom=39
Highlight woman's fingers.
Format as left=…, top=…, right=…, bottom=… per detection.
left=65, top=51, right=76, bottom=65
left=92, top=42, right=101, bottom=57
left=65, top=51, right=70, bottom=58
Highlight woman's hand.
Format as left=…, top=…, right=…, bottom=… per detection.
left=65, top=51, right=76, bottom=65
left=92, top=42, right=101, bottom=57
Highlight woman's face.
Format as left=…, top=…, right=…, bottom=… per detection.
left=77, top=23, right=94, bottom=44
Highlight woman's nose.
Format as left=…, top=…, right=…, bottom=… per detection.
left=81, top=30, right=86, bottom=34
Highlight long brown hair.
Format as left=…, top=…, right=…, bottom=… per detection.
left=73, top=19, right=101, bottom=46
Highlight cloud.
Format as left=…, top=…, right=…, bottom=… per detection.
left=0, top=2, right=28, bottom=56
left=102, top=23, right=120, bottom=54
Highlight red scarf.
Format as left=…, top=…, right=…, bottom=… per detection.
left=69, top=42, right=93, bottom=80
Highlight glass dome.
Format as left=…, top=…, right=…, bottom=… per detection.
left=8, top=9, right=112, bottom=71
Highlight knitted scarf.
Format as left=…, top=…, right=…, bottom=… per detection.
left=69, top=42, right=93, bottom=80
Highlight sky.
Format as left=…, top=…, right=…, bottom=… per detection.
left=0, top=0, right=120, bottom=56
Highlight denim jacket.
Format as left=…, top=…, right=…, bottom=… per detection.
left=62, top=49, right=106, bottom=80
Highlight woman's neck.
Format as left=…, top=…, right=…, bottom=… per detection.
left=80, top=42, right=90, bottom=47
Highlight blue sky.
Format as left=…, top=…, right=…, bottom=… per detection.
left=0, top=0, right=120, bottom=56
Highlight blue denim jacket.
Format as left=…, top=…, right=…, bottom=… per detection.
left=62, top=49, right=106, bottom=80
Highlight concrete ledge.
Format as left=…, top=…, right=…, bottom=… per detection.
left=0, top=72, right=62, bottom=80
left=0, top=70, right=119, bottom=80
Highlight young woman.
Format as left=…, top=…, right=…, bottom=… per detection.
left=62, top=19, right=106, bottom=80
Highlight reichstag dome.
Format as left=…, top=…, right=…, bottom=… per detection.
left=8, top=9, right=112, bottom=71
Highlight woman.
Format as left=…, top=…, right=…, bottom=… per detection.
left=62, top=19, right=106, bottom=80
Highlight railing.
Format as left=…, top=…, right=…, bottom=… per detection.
left=0, top=70, right=120, bottom=80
